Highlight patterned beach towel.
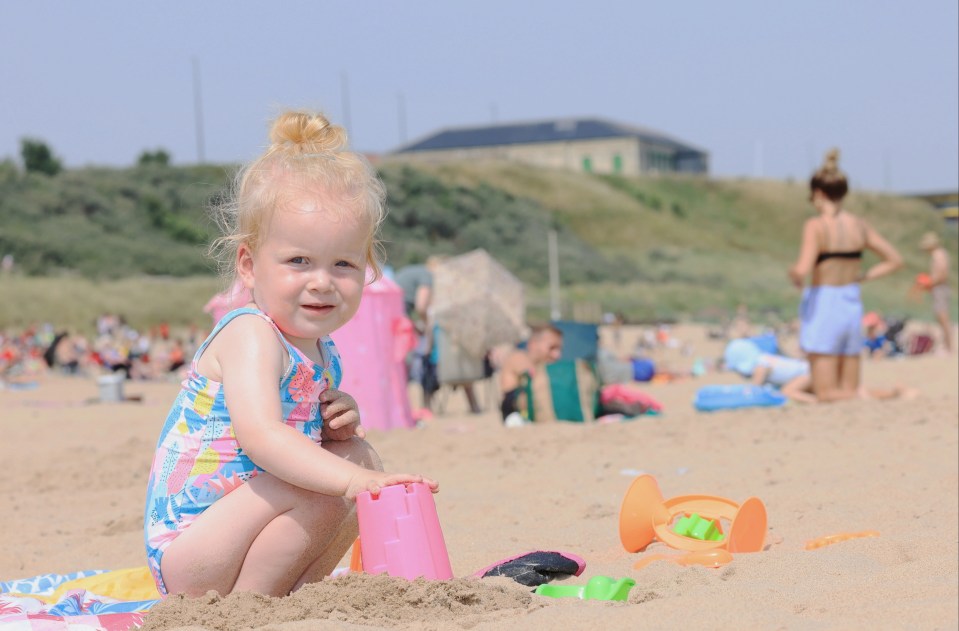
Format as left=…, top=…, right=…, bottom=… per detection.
left=0, top=566, right=159, bottom=630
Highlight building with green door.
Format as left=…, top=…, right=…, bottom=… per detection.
left=390, top=117, right=708, bottom=177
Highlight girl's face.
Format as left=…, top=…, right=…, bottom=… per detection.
left=237, top=195, right=369, bottom=355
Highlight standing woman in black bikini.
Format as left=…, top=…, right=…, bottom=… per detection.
left=788, top=149, right=903, bottom=402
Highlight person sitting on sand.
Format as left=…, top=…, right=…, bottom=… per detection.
left=750, top=354, right=816, bottom=403
left=498, top=324, right=564, bottom=426
left=144, top=110, right=438, bottom=598
left=723, top=339, right=815, bottom=403
left=861, top=311, right=901, bottom=358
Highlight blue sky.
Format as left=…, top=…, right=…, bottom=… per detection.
left=1, top=1, right=956, bottom=193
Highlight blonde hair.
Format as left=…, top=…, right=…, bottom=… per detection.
left=210, top=111, right=387, bottom=282
left=809, top=148, right=848, bottom=201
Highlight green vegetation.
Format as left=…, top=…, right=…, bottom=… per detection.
left=0, top=162, right=225, bottom=277
left=0, top=152, right=953, bottom=332
left=410, top=160, right=954, bottom=322
left=137, top=149, right=172, bottom=167
left=379, top=164, right=636, bottom=286
left=0, top=275, right=222, bottom=333
left=20, top=138, right=63, bottom=176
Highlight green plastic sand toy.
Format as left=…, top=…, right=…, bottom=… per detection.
left=534, top=576, right=636, bottom=601
left=672, top=513, right=724, bottom=541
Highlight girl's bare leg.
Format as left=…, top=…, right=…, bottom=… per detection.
left=808, top=354, right=858, bottom=402
left=781, top=375, right=817, bottom=403
left=161, top=437, right=381, bottom=597
left=291, top=511, right=361, bottom=591
left=934, top=309, right=953, bottom=353
left=837, top=354, right=861, bottom=394
left=285, top=439, right=384, bottom=588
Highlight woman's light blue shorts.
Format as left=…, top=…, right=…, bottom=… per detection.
left=799, top=284, right=863, bottom=356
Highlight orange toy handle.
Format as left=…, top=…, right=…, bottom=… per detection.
left=633, top=548, right=733, bottom=570
left=349, top=537, right=363, bottom=572
left=804, top=530, right=880, bottom=550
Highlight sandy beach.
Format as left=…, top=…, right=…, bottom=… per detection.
left=1, top=324, right=956, bottom=630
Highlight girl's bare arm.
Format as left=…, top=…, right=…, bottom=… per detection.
left=861, top=221, right=902, bottom=282
left=930, top=249, right=950, bottom=285
left=750, top=365, right=770, bottom=386
left=789, top=219, right=821, bottom=287
left=217, top=317, right=435, bottom=498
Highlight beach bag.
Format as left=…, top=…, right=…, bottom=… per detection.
left=907, top=334, right=934, bottom=355
left=630, top=357, right=656, bottom=382
left=600, top=383, right=663, bottom=416
left=523, top=359, right=601, bottom=423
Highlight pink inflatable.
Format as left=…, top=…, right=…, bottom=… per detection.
left=203, top=279, right=252, bottom=325
left=332, top=277, right=417, bottom=431
left=203, top=277, right=415, bottom=431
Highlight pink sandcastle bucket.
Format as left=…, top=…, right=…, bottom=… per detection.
left=355, top=482, right=453, bottom=580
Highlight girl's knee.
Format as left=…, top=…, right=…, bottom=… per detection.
left=285, top=483, right=352, bottom=528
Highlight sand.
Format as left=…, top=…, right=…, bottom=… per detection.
left=1, top=324, right=957, bottom=630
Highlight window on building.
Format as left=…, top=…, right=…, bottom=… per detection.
left=582, top=156, right=592, bottom=172
left=646, top=150, right=674, bottom=172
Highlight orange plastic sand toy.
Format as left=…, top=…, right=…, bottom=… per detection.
left=632, top=548, right=734, bottom=570
left=619, top=475, right=767, bottom=554
left=804, top=530, right=880, bottom=550
left=349, top=537, right=363, bottom=572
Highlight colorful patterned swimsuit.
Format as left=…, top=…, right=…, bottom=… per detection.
left=143, top=307, right=342, bottom=595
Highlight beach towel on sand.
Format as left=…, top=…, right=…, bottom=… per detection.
left=0, top=566, right=159, bottom=630
left=599, top=383, right=663, bottom=416
left=694, top=384, right=787, bottom=412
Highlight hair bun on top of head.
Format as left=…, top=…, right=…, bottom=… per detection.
left=268, top=111, right=347, bottom=155
left=810, top=147, right=848, bottom=200
left=821, top=148, right=841, bottom=172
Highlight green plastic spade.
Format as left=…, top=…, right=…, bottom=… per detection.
left=534, top=576, right=636, bottom=601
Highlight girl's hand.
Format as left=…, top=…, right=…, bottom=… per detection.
left=320, top=389, right=365, bottom=441
left=344, top=471, right=439, bottom=500
left=787, top=266, right=804, bottom=289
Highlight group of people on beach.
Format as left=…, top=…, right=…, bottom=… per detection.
left=717, top=150, right=952, bottom=404
left=135, top=109, right=952, bottom=601
left=0, top=315, right=196, bottom=388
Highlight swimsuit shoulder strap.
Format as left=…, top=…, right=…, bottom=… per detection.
left=190, top=307, right=296, bottom=376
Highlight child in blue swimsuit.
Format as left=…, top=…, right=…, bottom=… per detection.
left=144, top=111, right=438, bottom=598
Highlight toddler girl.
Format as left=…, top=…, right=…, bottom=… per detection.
left=144, top=110, right=438, bottom=597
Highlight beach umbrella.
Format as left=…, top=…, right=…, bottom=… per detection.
left=431, top=249, right=525, bottom=358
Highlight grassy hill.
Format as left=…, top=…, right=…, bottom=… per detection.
left=412, top=160, right=954, bottom=322
left=0, top=157, right=953, bottom=333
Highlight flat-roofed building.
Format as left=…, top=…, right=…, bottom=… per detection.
left=390, top=117, right=708, bottom=176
